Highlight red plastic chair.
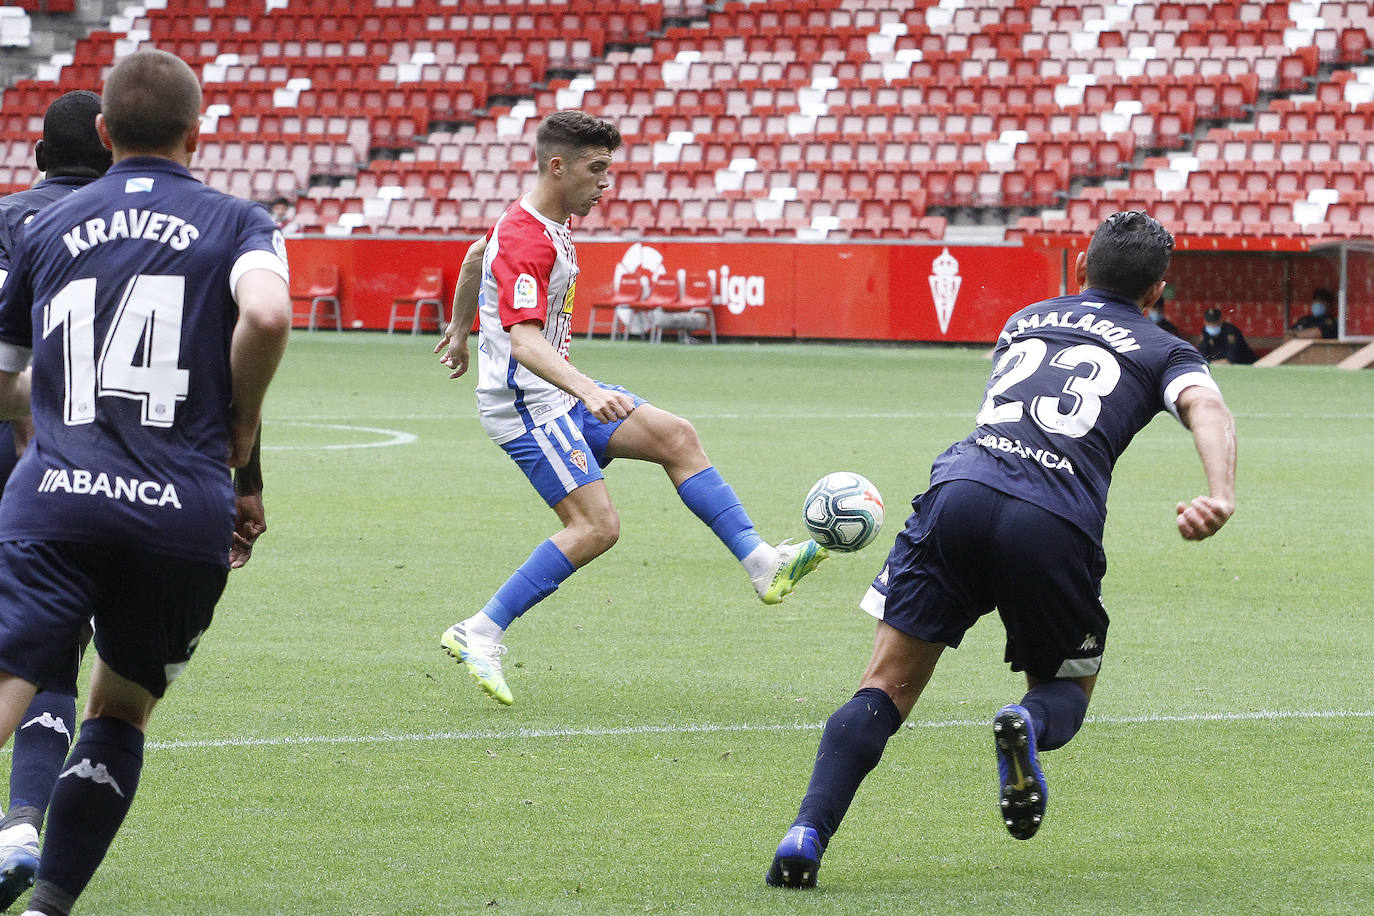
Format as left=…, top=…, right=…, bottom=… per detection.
left=291, top=262, right=341, bottom=332
left=388, top=267, right=445, bottom=335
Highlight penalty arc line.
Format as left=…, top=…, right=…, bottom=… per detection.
left=262, top=421, right=417, bottom=451
left=131, top=708, right=1374, bottom=752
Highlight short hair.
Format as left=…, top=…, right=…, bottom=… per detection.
left=41, top=90, right=110, bottom=176
left=1084, top=210, right=1175, bottom=300
left=1204, top=308, right=1222, bottom=323
left=1312, top=288, right=1334, bottom=304
left=101, top=50, right=202, bottom=154
left=535, top=110, right=621, bottom=173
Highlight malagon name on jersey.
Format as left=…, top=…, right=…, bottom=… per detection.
left=1003, top=306, right=1143, bottom=354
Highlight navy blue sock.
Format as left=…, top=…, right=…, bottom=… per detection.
left=1020, top=680, right=1090, bottom=751
left=5, top=690, right=78, bottom=827
left=35, top=716, right=144, bottom=903
left=794, top=687, right=903, bottom=849
left=676, top=466, right=765, bottom=561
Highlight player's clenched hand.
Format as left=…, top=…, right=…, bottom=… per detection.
left=230, top=491, right=266, bottom=569
left=1176, top=495, right=1233, bottom=541
left=582, top=387, right=637, bottom=423
left=434, top=329, right=470, bottom=379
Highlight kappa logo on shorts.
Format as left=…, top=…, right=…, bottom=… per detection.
left=570, top=449, right=587, bottom=473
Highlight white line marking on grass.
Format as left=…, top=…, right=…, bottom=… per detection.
left=132, top=708, right=1374, bottom=752
left=263, top=422, right=417, bottom=451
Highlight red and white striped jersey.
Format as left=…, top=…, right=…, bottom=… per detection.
left=475, top=197, right=580, bottom=444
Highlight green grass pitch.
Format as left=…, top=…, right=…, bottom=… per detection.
left=18, top=334, right=1372, bottom=914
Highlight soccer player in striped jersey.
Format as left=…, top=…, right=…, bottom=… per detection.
left=0, top=51, right=290, bottom=916
left=766, top=211, right=1236, bottom=888
left=435, top=111, right=826, bottom=706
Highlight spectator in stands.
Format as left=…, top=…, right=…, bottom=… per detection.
left=1288, top=288, right=1338, bottom=340
left=268, top=196, right=299, bottom=236
left=1147, top=294, right=1187, bottom=341
left=1199, top=307, right=1256, bottom=365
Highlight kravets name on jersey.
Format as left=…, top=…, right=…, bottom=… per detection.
left=475, top=198, right=580, bottom=445
left=60, top=207, right=199, bottom=255
left=929, top=288, right=1216, bottom=542
left=0, top=157, right=287, bottom=566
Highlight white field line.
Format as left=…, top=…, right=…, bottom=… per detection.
left=271, top=412, right=1374, bottom=423
left=117, top=708, right=1374, bottom=753
left=263, top=421, right=417, bottom=451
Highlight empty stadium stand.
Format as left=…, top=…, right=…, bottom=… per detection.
left=0, top=1, right=1371, bottom=255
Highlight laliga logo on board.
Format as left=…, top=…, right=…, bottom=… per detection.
left=709, top=264, right=766, bottom=315
left=611, top=242, right=667, bottom=288
left=611, top=243, right=765, bottom=315
left=928, top=247, right=962, bottom=335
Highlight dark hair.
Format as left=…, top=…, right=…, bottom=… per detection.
left=1312, top=288, right=1334, bottom=304
left=535, top=110, right=621, bottom=172
left=40, top=90, right=111, bottom=177
left=1204, top=308, right=1222, bottom=323
left=101, top=50, right=202, bottom=153
left=1084, top=210, right=1175, bottom=300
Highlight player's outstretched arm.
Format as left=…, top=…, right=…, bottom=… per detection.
left=435, top=235, right=488, bottom=379
left=508, top=320, right=636, bottom=423
left=1175, top=384, right=1236, bottom=541
left=228, top=268, right=291, bottom=468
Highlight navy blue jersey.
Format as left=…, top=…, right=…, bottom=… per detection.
left=0, top=176, right=98, bottom=491
left=929, top=287, right=1217, bottom=542
left=0, top=176, right=94, bottom=286
left=0, top=157, right=288, bottom=565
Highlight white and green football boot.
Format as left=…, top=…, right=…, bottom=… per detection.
left=441, top=622, right=513, bottom=706
left=754, top=539, right=829, bottom=605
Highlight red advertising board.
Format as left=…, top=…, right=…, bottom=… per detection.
left=285, top=237, right=1065, bottom=343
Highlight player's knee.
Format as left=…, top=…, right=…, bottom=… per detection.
left=661, top=414, right=705, bottom=462
left=572, top=509, right=619, bottom=556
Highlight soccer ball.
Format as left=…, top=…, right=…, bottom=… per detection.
left=802, top=472, right=885, bottom=552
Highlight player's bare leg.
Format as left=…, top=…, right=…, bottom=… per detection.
left=607, top=404, right=827, bottom=604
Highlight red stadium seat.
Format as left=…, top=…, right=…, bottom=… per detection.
left=388, top=267, right=445, bottom=335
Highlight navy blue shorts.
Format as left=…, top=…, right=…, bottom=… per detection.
left=0, top=540, right=227, bottom=698
left=860, top=479, right=1108, bottom=679
left=502, top=382, right=645, bottom=507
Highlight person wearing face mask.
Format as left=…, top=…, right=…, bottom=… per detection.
left=1289, top=288, right=1338, bottom=340
left=1147, top=294, right=1188, bottom=340
left=1199, top=307, right=1256, bottom=365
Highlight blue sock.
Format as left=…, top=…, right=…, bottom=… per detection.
left=1020, top=680, right=1090, bottom=751
left=35, top=716, right=144, bottom=903
left=5, top=690, right=77, bottom=826
left=480, top=539, right=576, bottom=630
left=676, top=467, right=764, bottom=561
left=794, top=687, right=902, bottom=849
